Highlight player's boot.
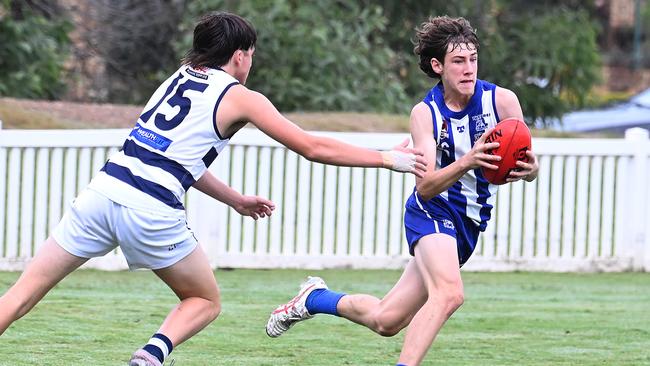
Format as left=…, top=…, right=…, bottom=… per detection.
left=128, top=349, right=162, bottom=366
left=266, top=276, right=328, bottom=337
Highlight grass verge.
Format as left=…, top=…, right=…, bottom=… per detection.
left=1, top=269, right=648, bottom=365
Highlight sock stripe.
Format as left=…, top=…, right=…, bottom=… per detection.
left=148, top=338, right=170, bottom=358
left=152, top=333, right=173, bottom=353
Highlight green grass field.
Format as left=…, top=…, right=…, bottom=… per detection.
left=1, top=269, right=649, bottom=366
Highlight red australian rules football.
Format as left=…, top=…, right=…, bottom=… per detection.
left=481, top=118, right=532, bottom=185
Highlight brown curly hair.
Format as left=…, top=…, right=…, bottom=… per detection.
left=414, top=16, right=479, bottom=79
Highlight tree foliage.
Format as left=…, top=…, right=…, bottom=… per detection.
left=0, top=1, right=71, bottom=99
left=81, top=0, right=186, bottom=104
left=182, top=0, right=411, bottom=113
left=177, top=0, right=601, bottom=124
left=1, top=0, right=605, bottom=126
left=479, top=3, right=602, bottom=124
left=364, top=0, right=602, bottom=124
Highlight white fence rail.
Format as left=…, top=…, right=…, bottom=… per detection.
left=1, top=127, right=649, bottom=272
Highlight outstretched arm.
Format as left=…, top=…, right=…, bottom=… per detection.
left=219, top=86, right=427, bottom=177
left=193, top=170, right=275, bottom=220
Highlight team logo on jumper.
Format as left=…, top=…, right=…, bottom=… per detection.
left=440, top=120, right=449, bottom=140
left=168, top=244, right=177, bottom=251
left=457, top=125, right=465, bottom=133
left=438, top=120, right=451, bottom=157
left=472, top=113, right=490, bottom=129
left=442, top=219, right=455, bottom=229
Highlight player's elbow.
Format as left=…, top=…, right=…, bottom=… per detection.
left=415, top=182, right=437, bottom=201
left=297, top=137, right=330, bottom=163
left=301, top=145, right=321, bottom=162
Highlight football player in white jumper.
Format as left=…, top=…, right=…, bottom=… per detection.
left=0, top=11, right=426, bottom=366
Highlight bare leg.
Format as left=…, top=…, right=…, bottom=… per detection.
left=0, top=237, right=88, bottom=335
left=337, top=259, right=428, bottom=336
left=152, top=244, right=221, bottom=346
left=397, top=234, right=464, bottom=366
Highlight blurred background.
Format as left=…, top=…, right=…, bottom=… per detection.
left=0, top=0, right=648, bottom=131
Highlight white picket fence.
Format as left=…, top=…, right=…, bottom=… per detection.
left=0, top=127, right=649, bottom=272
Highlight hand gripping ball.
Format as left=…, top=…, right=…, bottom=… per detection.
left=481, top=118, right=532, bottom=185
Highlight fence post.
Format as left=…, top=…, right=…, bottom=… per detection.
left=625, top=128, right=649, bottom=271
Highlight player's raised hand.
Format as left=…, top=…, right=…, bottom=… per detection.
left=234, top=195, right=275, bottom=220
left=381, top=138, right=428, bottom=178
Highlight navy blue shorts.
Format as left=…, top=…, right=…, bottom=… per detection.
left=404, top=191, right=480, bottom=266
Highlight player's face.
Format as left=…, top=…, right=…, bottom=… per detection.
left=440, top=43, right=478, bottom=97
left=236, top=46, right=255, bottom=85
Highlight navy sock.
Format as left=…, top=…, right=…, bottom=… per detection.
left=305, top=288, right=345, bottom=315
left=142, top=333, right=173, bottom=363
left=396, top=364, right=408, bottom=366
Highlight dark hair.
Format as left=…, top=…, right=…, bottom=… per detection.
left=182, top=11, right=257, bottom=69
left=413, top=16, right=479, bottom=79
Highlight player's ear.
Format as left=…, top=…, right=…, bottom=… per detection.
left=430, top=58, right=443, bottom=75
left=234, top=50, right=243, bottom=65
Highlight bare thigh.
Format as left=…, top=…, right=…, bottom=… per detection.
left=374, top=259, right=428, bottom=328
left=153, top=245, right=220, bottom=302
left=376, top=233, right=462, bottom=327
left=4, top=237, right=87, bottom=312
left=413, top=234, right=462, bottom=293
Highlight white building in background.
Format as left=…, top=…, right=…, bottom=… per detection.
left=553, top=88, right=650, bottom=134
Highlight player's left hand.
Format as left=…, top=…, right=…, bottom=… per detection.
left=506, top=150, right=539, bottom=183
left=234, top=195, right=275, bottom=219
left=382, top=138, right=428, bottom=177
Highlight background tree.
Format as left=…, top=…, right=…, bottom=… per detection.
left=79, top=0, right=186, bottom=104
left=0, top=0, right=607, bottom=127
left=0, top=0, right=71, bottom=99
left=182, top=0, right=411, bottom=113
left=479, top=1, right=602, bottom=124
left=365, top=0, right=602, bottom=124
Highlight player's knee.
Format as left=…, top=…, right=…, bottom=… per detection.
left=375, top=323, right=401, bottom=337
left=373, top=312, right=406, bottom=337
left=206, top=298, right=221, bottom=321
left=442, top=289, right=464, bottom=315
left=1, top=290, right=33, bottom=320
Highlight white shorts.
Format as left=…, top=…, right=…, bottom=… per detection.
left=52, top=188, right=198, bottom=270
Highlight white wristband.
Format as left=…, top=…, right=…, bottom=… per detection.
left=382, top=150, right=415, bottom=172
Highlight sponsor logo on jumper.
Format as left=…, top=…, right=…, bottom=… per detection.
left=186, top=68, right=209, bottom=80
left=130, top=124, right=173, bottom=152
left=472, top=113, right=491, bottom=122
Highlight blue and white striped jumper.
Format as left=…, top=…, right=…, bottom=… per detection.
left=404, top=79, right=501, bottom=264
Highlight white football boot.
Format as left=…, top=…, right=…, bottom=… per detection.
left=266, top=276, right=328, bottom=337
left=128, top=349, right=162, bottom=366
